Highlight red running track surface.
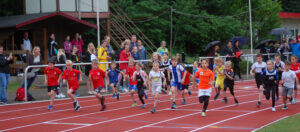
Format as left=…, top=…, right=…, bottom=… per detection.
left=0, top=80, right=300, bottom=132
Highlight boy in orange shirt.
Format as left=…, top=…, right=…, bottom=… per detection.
left=194, top=59, right=215, bottom=117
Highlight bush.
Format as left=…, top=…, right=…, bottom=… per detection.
left=239, top=60, right=253, bottom=75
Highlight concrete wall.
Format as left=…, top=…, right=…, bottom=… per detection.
left=281, top=18, right=300, bottom=37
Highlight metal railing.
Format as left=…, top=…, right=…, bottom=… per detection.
left=199, top=52, right=292, bottom=79
left=23, top=60, right=152, bottom=101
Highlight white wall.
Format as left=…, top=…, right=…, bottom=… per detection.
left=60, top=0, right=76, bottom=11
left=93, top=0, right=108, bottom=12
left=281, top=18, right=300, bottom=37
left=26, top=0, right=40, bottom=14
left=41, top=0, right=57, bottom=13
left=80, top=0, right=93, bottom=12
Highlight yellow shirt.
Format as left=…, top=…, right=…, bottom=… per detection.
left=97, top=47, right=108, bottom=71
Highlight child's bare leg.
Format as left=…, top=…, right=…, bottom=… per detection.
left=171, top=86, right=176, bottom=102
left=67, top=89, right=76, bottom=102
left=111, top=84, right=117, bottom=94
left=258, top=85, right=264, bottom=102
left=49, top=90, right=55, bottom=106
left=131, top=90, right=136, bottom=102
left=154, top=92, right=160, bottom=108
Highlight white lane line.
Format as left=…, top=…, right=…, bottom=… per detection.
left=61, top=93, right=258, bottom=132
left=124, top=98, right=259, bottom=132
left=173, top=109, right=253, bottom=113
left=189, top=103, right=298, bottom=132
left=43, top=122, right=92, bottom=126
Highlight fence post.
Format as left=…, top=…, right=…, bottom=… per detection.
left=105, top=63, right=108, bottom=92
left=246, top=55, right=249, bottom=79
left=24, top=66, right=30, bottom=102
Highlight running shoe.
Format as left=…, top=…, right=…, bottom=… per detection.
left=73, top=101, right=77, bottom=108
left=132, top=102, right=138, bottom=107
left=100, top=105, right=106, bottom=111
left=182, top=100, right=186, bottom=105
left=112, top=93, right=116, bottom=98
left=188, top=90, right=192, bottom=95
left=282, top=105, right=288, bottom=110
left=75, top=105, right=81, bottom=111
left=141, top=104, right=146, bottom=109
left=234, top=99, right=239, bottom=105
left=201, top=112, right=206, bottom=117
left=168, top=90, right=172, bottom=95
left=272, top=107, right=276, bottom=112
left=276, top=97, right=279, bottom=101
left=117, top=93, right=120, bottom=100
left=171, top=103, right=177, bottom=109
left=292, top=98, right=296, bottom=104
left=48, top=105, right=53, bottom=111
left=257, top=101, right=261, bottom=108
left=151, top=108, right=156, bottom=113
left=224, top=98, right=228, bottom=104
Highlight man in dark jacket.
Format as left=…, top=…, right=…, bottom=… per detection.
left=0, top=45, right=13, bottom=104
left=48, top=33, right=58, bottom=58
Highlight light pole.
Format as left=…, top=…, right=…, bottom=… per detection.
left=170, top=6, right=173, bottom=56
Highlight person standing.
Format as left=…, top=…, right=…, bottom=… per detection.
left=64, top=35, right=72, bottom=59
left=137, top=40, right=147, bottom=63
left=233, top=40, right=242, bottom=80
left=222, top=41, right=234, bottom=62
left=22, top=32, right=31, bottom=62
left=72, top=33, right=84, bottom=57
left=0, top=46, right=13, bottom=104
left=98, top=40, right=111, bottom=71
left=130, top=35, right=137, bottom=52
left=104, top=36, right=115, bottom=59
left=48, top=33, right=58, bottom=58
left=157, top=41, right=169, bottom=56
left=85, top=43, right=97, bottom=94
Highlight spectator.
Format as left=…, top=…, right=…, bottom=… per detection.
left=64, top=35, right=72, bottom=59
left=176, top=53, right=182, bottom=64
left=129, top=35, right=137, bottom=52
left=233, top=40, right=242, bottom=80
left=71, top=46, right=81, bottom=70
left=22, top=32, right=31, bottom=62
left=0, top=46, right=13, bottom=104
left=84, top=42, right=97, bottom=95
left=21, top=46, right=43, bottom=101
left=278, top=39, right=290, bottom=61
left=115, top=40, right=127, bottom=61
left=105, top=36, right=115, bottom=59
left=222, top=41, right=234, bottom=62
left=48, top=33, right=58, bottom=58
left=72, top=33, right=84, bottom=57
left=157, top=41, right=169, bottom=56
left=132, top=47, right=139, bottom=60
left=98, top=40, right=111, bottom=71
left=56, top=49, right=66, bottom=98
left=137, top=40, right=147, bottom=63
left=207, top=45, right=220, bottom=70
left=259, top=41, right=270, bottom=62
left=152, top=52, right=163, bottom=68
left=120, top=44, right=132, bottom=71
left=290, top=38, right=300, bottom=62
left=270, top=41, right=280, bottom=60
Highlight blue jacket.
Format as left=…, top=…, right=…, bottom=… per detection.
left=290, top=43, right=300, bottom=59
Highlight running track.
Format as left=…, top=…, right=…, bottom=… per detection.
left=0, top=80, right=300, bottom=132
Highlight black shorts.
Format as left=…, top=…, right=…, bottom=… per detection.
left=48, top=86, right=59, bottom=92
left=224, top=81, right=234, bottom=91
left=94, top=87, right=104, bottom=93
left=182, top=85, right=189, bottom=90
left=255, top=73, right=263, bottom=89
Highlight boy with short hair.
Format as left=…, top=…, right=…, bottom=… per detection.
left=107, top=61, right=123, bottom=100
left=223, top=61, right=239, bottom=105
left=44, top=60, right=62, bottom=110
left=274, top=55, right=285, bottom=101
left=126, top=58, right=138, bottom=106
left=250, top=54, right=267, bottom=107
left=62, top=60, right=82, bottom=111
left=168, top=56, right=187, bottom=109
left=89, top=59, right=108, bottom=111
left=281, top=61, right=298, bottom=110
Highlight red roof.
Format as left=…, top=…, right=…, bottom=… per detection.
left=279, top=12, right=300, bottom=19
left=16, top=12, right=97, bottom=29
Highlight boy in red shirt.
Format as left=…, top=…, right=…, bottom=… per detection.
left=62, top=60, right=82, bottom=111
left=89, top=59, right=108, bottom=111
left=181, top=64, right=192, bottom=105
left=125, top=58, right=138, bottom=106
left=290, top=55, right=300, bottom=103
left=44, top=60, right=62, bottom=110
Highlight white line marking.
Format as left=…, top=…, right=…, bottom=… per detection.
left=43, top=122, right=92, bottom=126
left=146, top=125, right=198, bottom=129
left=189, top=103, right=298, bottom=132
left=59, top=93, right=258, bottom=132
left=124, top=99, right=259, bottom=132
left=173, top=109, right=253, bottom=113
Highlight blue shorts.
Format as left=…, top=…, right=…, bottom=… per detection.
left=110, top=81, right=118, bottom=87
left=196, top=79, right=199, bottom=84
left=172, top=81, right=183, bottom=91
left=129, top=85, right=137, bottom=91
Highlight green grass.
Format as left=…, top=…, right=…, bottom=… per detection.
left=7, top=81, right=22, bottom=92
left=257, top=114, right=300, bottom=132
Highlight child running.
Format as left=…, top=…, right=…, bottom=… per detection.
left=250, top=54, right=266, bottom=107
left=194, top=59, right=215, bottom=117
left=62, top=60, right=82, bottom=111
left=261, top=60, right=278, bottom=111
left=213, top=58, right=225, bottom=101
left=132, top=63, right=148, bottom=109
left=89, top=59, right=107, bottom=111
left=223, top=61, right=239, bottom=104
left=274, top=54, right=285, bottom=101
left=168, top=56, right=187, bottom=109
left=107, top=61, right=123, bottom=100
left=125, top=58, right=138, bottom=106
left=290, top=55, right=300, bottom=104
left=44, top=60, right=62, bottom=110
left=148, top=62, right=166, bottom=113
left=162, top=52, right=172, bottom=95
left=181, top=64, right=192, bottom=97
left=281, top=61, right=298, bottom=110
left=192, top=61, right=200, bottom=91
